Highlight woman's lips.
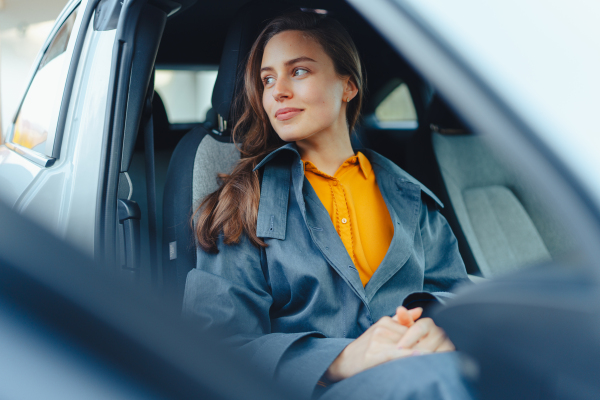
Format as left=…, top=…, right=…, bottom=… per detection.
left=276, top=109, right=303, bottom=121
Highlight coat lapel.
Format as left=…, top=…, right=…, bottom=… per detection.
left=302, top=181, right=368, bottom=303
left=360, top=149, right=442, bottom=301
left=364, top=170, right=422, bottom=301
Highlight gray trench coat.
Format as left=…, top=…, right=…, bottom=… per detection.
left=183, top=143, right=470, bottom=399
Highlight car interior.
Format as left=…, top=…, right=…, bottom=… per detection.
left=117, top=0, right=576, bottom=301
left=3, top=1, right=596, bottom=397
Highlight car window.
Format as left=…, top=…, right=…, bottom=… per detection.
left=374, top=81, right=417, bottom=129
left=10, top=7, right=79, bottom=154
left=154, top=68, right=218, bottom=124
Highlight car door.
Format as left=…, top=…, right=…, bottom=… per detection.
left=0, top=0, right=119, bottom=258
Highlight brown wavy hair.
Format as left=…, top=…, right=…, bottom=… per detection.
left=194, top=10, right=365, bottom=253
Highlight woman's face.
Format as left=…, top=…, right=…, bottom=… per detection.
left=260, top=30, right=356, bottom=143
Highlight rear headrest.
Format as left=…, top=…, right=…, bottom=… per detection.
left=211, top=0, right=292, bottom=134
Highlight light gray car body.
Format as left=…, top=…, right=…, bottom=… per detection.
left=0, top=0, right=114, bottom=255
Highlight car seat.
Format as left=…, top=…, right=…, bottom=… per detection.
left=162, top=0, right=292, bottom=301
left=430, top=96, right=574, bottom=277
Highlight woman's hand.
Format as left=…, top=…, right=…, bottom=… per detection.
left=395, top=306, right=455, bottom=353
left=325, top=309, right=422, bottom=382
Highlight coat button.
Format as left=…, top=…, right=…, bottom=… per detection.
left=341, top=218, right=348, bottom=224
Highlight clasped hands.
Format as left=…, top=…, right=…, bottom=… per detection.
left=325, top=306, right=455, bottom=382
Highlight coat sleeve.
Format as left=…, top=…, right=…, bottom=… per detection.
left=419, top=199, right=471, bottom=297
left=182, top=234, right=352, bottom=399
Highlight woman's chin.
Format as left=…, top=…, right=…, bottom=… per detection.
left=274, top=129, right=314, bottom=143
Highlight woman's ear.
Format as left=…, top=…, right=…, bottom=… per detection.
left=343, top=77, right=359, bottom=103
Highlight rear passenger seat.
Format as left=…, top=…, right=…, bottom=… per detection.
left=430, top=97, right=574, bottom=277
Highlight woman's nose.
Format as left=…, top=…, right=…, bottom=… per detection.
left=272, top=77, right=292, bottom=101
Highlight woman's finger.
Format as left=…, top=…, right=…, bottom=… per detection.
left=375, top=316, right=410, bottom=336
left=392, top=347, right=426, bottom=360
left=412, top=327, right=446, bottom=352
left=371, top=324, right=406, bottom=344
left=396, top=318, right=435, bottom=348
left=394, top=307, right=422, bottom=327
left=395, top=306, right=413, bottom=327
left=377, top=347, right=424, bottom=363
left=408, top=307, right=422, bottom=321
left=435, top=338, right=456, bottom=352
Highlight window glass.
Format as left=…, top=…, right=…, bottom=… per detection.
left=11, top=8, right=79, bottom=153
left=154, top=68, right=218, bottom=123
left=375, top=82, right=417, bottom=123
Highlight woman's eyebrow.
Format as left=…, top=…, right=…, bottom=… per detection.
left=260, top=56, right=317, bottom=73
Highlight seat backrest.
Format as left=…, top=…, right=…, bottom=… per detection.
left=162, top=129, right=238, bottom=296
left=430, top=98, right=574, bottom=277
left=162, top=0, right=292, bottom=300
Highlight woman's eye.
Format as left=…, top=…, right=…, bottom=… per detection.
left=294, top=68, right=308, bottom=77
left=263, top=77, right=275, bottom=85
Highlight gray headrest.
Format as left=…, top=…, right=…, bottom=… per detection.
left=210, top=0, right=292, bottom=134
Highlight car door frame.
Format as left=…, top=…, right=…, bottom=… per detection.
left=95, top=0, right=183, bottom=273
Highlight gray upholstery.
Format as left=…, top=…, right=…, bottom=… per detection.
left=464, top=186, right=551, bottom=276
left=192, top=135, right=240, bottom=222
left=433, top=132, right=573, bottom=277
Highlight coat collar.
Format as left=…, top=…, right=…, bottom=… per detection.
left=254, top=143, right=301, bottom=240
left=253, top=143, right=444, bottom=241
left=360, top=149, right=443, bottom=208
left=302, top=151, right=373, bottom=180
left=252, top=142, right=299, bottom=172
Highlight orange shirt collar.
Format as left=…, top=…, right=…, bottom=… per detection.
left=303, top=151, right=372, bottom=179
left=356, top=151, right=372, bottom=179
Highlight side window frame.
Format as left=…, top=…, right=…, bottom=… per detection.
left=5, top=0, right=87, bottom=166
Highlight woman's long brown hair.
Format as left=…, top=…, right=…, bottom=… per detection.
left=194, top=10, right=365, bottom=253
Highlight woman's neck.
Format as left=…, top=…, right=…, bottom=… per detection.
left=296, top=127, right=355, bottom=176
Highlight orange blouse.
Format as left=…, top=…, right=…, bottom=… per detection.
left=303, top=152, right=394, bottom=286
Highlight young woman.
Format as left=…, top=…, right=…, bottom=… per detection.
left=183, top=10, right=472, bottom=400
